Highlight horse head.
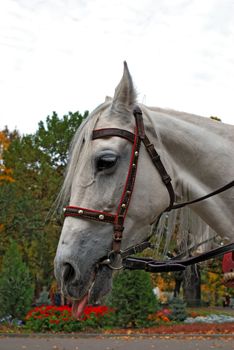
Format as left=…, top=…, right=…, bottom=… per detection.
left=54, top=63, right=172, bottom=317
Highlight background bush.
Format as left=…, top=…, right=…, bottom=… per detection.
left=169, top=297, right=188, bottom=322
left=0, top=241, right=34, bottom=319
left=107, top=269, right=159, bottom=328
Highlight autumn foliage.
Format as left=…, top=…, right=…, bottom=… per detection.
left=0, top=129, right=15, bottom=184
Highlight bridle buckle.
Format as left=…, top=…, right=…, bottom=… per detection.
left=99, top=250, right=123, bottom=270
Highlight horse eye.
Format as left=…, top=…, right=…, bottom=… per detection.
left=96, top=154, right=118, bottom=171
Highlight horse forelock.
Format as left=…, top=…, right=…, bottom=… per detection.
left=58, top=101, right=112, bottom=208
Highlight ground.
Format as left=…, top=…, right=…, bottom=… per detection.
left=103, top=322, right=234, bottom=335
left=0, top=334, right=234, bottom=350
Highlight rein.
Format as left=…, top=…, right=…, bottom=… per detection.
left=63, top=106, right=234, bottom=272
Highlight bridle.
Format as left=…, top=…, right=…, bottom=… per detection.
left=63, top=106, right=234, bottom=272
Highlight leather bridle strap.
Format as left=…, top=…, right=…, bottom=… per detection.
left=169, top=180, right=234, bottom=211
left=133, top=107, right=175, bottom=210
left=123, top=242, right=234, bottom=273
left=63, top=206, right=116, bottom=224
left=64, top=127, right=140, bottom=254
left=92, top=128, right=135, bottom=143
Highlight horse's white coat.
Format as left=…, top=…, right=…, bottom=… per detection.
left=54, top=63, right=234, bottom=303
left=143, top=105, right=234, bottom=241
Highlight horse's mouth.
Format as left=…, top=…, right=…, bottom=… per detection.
left=72, top=279, right=95, bottom=319
left=71, top=265, right=112, bottom=319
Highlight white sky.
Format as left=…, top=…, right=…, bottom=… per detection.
left=0, top=0, right=234, bottom=135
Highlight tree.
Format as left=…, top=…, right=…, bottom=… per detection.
left=34, top=111, right=88, bottom=170
left=0, top=127, right=18, bottom=185
left=0, top=111, right=88, bottom=294
left=0, top=128, right=19, bottom=256
left=0, top=241, right=34, bottom=319
left=108, top=270, right=159, bottom=327
left=183, top=265, right=201, bottom=306
left=201, top=258, right=226, bottom=306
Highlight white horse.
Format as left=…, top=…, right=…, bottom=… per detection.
left=54, top=63, right=234, bottom=317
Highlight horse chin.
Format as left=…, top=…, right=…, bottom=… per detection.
left=89, top=265, right=113, bottom=303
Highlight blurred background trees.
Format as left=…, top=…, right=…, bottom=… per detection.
left=0, top=240, right=34, bottom=319
left=0, top=111, right=88, bottom=296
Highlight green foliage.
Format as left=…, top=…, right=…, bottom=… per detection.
left=0, top=110, right=88, bottom=292
left=169, top=297, right=188, bottom=322
left=0, top=241, right=34, bottom=319
left=107, top=270, right=159, bottom=328
left=35, top=111, right=88, bottom=169
left=200, top=258, right=226, bottom=306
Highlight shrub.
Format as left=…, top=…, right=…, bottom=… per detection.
left=169, top=297, right=188, bottom=322
left=0, top=241, right=34, bottom=319
left=107, top=270, right=159, bottom=328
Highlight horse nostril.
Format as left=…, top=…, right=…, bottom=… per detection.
left=63, top=263, right=76, bottom=284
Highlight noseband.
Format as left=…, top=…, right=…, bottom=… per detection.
left=64, top=106, right=234, bottom=271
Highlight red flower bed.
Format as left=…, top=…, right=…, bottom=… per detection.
left=25, top=305, right=112, bottom=332
left=83, top=305, right=110, bottom=319
left=26, top=305, right=109, bottom=320
left=148, top=308, right=172, bottom=323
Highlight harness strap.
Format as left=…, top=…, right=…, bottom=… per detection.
left=123, top=242, right=234, bottom=273
left=64, top=122, right=142, bottom=254
left=64, top=206, right=115, bottom=223
left=93, top=128, right=135, bottom=143
left=133, top=107, right=175, bottom=209
left=169, top=180, right=234, bottom=211
left=120, top=241, right=152, bottom=259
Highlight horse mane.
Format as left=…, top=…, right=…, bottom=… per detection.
left=141, top=104, right=220, bottom=257
left=153, top=207, right=219, bottom=259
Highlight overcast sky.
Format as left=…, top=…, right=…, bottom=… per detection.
left=0, top=0, right=234, bottom=135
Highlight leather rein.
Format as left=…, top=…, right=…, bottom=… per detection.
left=63, top=106, right=234, bottom=273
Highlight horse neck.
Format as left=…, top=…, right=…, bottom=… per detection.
left=144, top=106, right=234, bottom=241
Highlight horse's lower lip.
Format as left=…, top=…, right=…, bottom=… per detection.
left=72, top=292, right=89, bottom=319
left=72, top=277, right=96, bottom=319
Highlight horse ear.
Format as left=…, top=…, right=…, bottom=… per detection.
left=105, top=96, right=112, bottom=102
left=111, top=61, right=137, bottom=111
